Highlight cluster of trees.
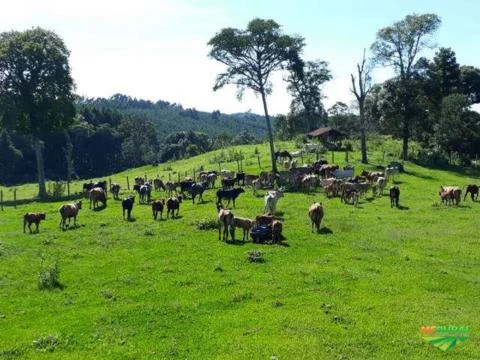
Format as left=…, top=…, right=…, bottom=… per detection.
left=2, top=15, right=480, bottom=196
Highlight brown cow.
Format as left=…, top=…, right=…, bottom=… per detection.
left=89, top=187, right=107, bottom=209
left=110, top=183, right=121, bottom=200
left=152, top=199, right=165, bottom=220
left=233, top=217, right=254, bottom=241
left=464, top=184, right=479, bottom=201
left=308, top=202, right=324, bottom=233
left=59, top=201, right=82, bottom=230
left=217, top=203, right=235, bottom=241
left=166, top=195, right=182, bottom=219
left=23, top=212, right=46, bottom=233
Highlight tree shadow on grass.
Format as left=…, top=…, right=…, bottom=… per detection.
left=403, top=169, right=435, bottom=180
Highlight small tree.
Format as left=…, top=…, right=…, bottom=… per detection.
left=208, top=18, right=304, bottom=173
left=0, top=28, right=76, bottom=198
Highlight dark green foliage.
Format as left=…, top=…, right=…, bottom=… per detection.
left=0, top=130, right=22, bottom=183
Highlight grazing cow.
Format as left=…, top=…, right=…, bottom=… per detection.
left=385, top=166, right=399, bottom=182
left=139, top=183, right=152, bottom=203
left=216, top=188, right=245, bottom=208
left=233, top=216, right=253, bottom=241
left=275, top=150, right=292, bottom=162
left=188, top=182, right=208, bottom=204
left=390, top=186, right=400, bottom=208
left=82, top=182, right=94, bottom=195
left=236, top=172, right=246, bottom=186
left=152, top=199, right=165, bottom=220
left=439, top=186, right=461, bottom=206
left=252, top=179, right=262, bottom=196
left=308, top=203, right=324, bottom=233
left=255, top=213, right=276, bottom=226
left=164, top=181, right=177, bottom=196
left=217, top=203, right=235, bottom=241
left=464, top=184, right=479, bottom=201
left=341, top=189, right=359, bottom=207
left=153, top=178, right=165, bottom=192
left=59, top=201, right=82, bottom=230
left=361, top=170, right=384, bottom=183
left=179, top=180, right=194, bottom=195
left=23, top=212, right=46, bottom=233
left=134, top=177, right=145, bottom=186
left=89, top=187, right=107, bottom=209
left=318, top=164, right=339, bottom=178
left=301, top=174, right=319, bottom=191
left=244, top=174, right=259, bottom=187
left=264, top=188, right=284, bottom=214
left=291, top=150, right=304, bottom=158
left=221, top=177, right=236, bottom=189
left=110, top=183, right=121, bottom=200
left=271, top=220, right=283, bottom=243
left=207, top=173, right=217, bottom=188
left=372, top=177, right=386, bottom=197
left=122, top=196, right=135, bottom=220
left=220, top=169, right=234, bottom=179
left=93, top=180, right=108, bottom=192
left=166, top=195, right=182, bottom=218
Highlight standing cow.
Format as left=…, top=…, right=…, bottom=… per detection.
left=59, top=201, right=82, bottom=230
left=89, top=187, right=107, bottom=209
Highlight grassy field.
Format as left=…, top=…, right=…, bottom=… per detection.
left=0, top=139, right=479, bottom=359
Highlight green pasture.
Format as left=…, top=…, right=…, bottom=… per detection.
left=0, top=139, right=479, bottom=359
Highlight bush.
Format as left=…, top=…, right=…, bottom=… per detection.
left=32, top=335, right=58, bottom=352
left=38, top=260, right=62, bottom=290
left=47, top=181, right=66, bottom=198
left=246, top=250, right=265, bottom=263
left=192, top=218, right=218, bottom=230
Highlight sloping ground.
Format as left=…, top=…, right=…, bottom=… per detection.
left=0, top=142, right=479, bottom=359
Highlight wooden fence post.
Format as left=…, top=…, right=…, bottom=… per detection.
left=0, top=190, right=3, bottom=211
left=331, top=151, right=334, bottom=164
left=169, top=173, right=171, bottom=181
left=193, top=168, right=196, bottom=180
left=67, top=181, right=71, bottom=197
left=257, top=155, right=261, bottom=169
left=126, top=176, right=130, bottom=190
left=13, top=189, right=17, bottom=209
left=145, top=174, right=147, bottom=182
left=177, top=173, right=180, bottom=182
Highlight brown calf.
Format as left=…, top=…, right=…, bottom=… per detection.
left=23, top=212, right=46, bottom=233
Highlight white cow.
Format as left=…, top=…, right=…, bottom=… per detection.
left=264, top=188, right=285, bottom=214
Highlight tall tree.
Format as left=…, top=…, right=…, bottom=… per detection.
left=286, top=60, right=331, bottom=133
left=371, top=13, right=441, bottom=160
left=0, top=130, right=23, bottom=184
left=0, top=28, right=75, bottom=197
left=351, top=49, right=373, bottom=163
left=208, top=18, right=304, bottom=173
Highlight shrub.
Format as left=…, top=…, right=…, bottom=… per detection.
left=192, top=218, right=218, bottom=230
left=38, top=260, right=62, bottom=290
left=246, top=250, right=265, bottom=263
left=47, top=181, right=66, bottom=198
left=32, top=335, right=58, bottom=352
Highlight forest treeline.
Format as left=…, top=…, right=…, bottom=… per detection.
left=0, top=95, right=263, bottom=185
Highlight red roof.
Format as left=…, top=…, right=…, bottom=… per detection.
left=307, top=127, right=347, bottom=138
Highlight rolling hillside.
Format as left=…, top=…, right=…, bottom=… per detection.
left=0, top=140, right=479, bottom=359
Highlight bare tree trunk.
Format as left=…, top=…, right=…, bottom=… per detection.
left=359, top=104, right=368, bottom=164
left=33, top=136, right=47, bottom=199
left=64, top=130, right=77, bottom=182
left=260, top=89, right=277, bottom=174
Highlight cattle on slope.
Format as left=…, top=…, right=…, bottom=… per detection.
left=23, top=212, right=46, bottom=233
left=59, top=201, right=82, bottom=230
left=166, top=195, right=182, bottom=218
left=89, top=187, right=107, bottom=209
left=122, top=195, right=135, bottom=220
left=152, top=199, right=165, bottom=220
left=216, top=188, right=245, bottom=208
left=308, top=203, right=324, bottom=233
left=217, top=203, right=235, bottom=242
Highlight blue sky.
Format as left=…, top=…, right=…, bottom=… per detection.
left=1, top=0, right=478, bottom=115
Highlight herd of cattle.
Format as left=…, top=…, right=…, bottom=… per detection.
left=21, top=156, right=478, bottom=243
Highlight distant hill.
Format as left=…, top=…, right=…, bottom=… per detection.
left=76, top=94, right=268, bottom=141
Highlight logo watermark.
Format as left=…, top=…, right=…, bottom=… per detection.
left=420, top=325, right=470, bottom=351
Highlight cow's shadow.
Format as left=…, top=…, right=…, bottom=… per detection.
left=319, top=227, right=333, bottom=234
left=224, top=239, right=246, bottom=246
left=92, top=205, right=107, bottom=212
left=397, top=205, right=409, bottom=210
left=125, top=217, right=136, bottom=222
